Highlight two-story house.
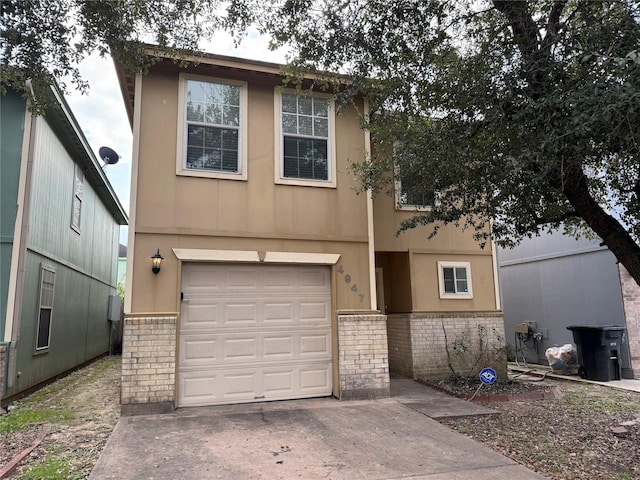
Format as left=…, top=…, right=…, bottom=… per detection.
left=115, top=50, right=504, bottom=409
left=1, top=85, right=127, bottom=402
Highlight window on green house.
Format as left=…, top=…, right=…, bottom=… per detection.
left=36, top=266, right=55, bottom=350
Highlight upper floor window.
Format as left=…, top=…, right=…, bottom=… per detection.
left=177, top=75, right=247, bottom=180
left=71, top=164, right=83, bottom=233
left=437, top=261, right=473, bottom=299
left=276, top=91, right=336, bottom=187
left=396, top=172, right=435, bottom=210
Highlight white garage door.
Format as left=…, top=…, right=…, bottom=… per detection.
left=178, top=263, right=333, bottom=406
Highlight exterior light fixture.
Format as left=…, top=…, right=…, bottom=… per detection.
left=151, top=249, right=163, bottom=275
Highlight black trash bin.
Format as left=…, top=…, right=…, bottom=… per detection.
left=566, top=325, right=626, bottom=382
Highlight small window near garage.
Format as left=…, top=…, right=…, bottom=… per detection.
left=36, top=266, right=55, bottom=351
left=276, top=90, right=336, bottom=187
left=177, top=74, right=248, bottom=180
left=437, top=261, right=472, bottom=299
left=71, top=164, right=83, bottom=233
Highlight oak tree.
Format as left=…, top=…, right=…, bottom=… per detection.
left=259, top=0, right=640, bottom=284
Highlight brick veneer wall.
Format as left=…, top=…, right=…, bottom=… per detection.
left=618, top=265, right=640, bottom=377
left=387, top=312, right=507, bottom=381
left=121, top=314, right=177, bottom=405
left=386, top=315, right=413, bottom=377
left=338, top=314, right=390, bottom=399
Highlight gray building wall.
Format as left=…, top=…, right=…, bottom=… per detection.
left=498, top=233, right=627, bottom=366
left=2, top=91, right=125, bottom=400
left=0, top=92, right=26, bottom=341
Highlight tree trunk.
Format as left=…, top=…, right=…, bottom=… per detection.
left=494, top=0, right=640, bottom=286
left=561, top=164, right=640, bottom=286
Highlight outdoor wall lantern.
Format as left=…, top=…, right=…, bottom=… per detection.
left=151, top=249, right=164, bottom=275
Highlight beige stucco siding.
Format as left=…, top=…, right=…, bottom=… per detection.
left=130, top=233, right=370, bottom=313
left=410, top=252, right=496, bottom=312
left=134, top=72, right=367, bottom=238
left=372, top=172, right=498, bottom=313
left=130, top=68, right=371, bottom=314
left=373, top=191, right=487, bottom=252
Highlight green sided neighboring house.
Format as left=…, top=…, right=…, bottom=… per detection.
left=0, top=85, right=128, bottom=402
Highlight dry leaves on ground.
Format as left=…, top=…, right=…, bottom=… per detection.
left=438, top=377, right=640, bottom=480
left=0, top=356, right=121, bottom=479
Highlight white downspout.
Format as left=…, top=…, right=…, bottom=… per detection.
left=363, top=99, right=377, bottom=312
left=492, top=238, right=502, bottom=311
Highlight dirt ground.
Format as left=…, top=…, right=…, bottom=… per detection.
left=1, top=358, right=639, bottom=479
left=0, top=356, right=121, bottom=479
left=437, top=376, right=640, bottom=480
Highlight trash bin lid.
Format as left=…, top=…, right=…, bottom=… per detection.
left=566, top=324, right=625, bottom=331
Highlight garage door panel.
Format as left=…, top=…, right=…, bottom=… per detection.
left=226, top=269, right=258, bottom=288
left=181, top=303, right=218, bottom=327
left=299, top=302, right=330, bottom=323
left=263, top=303, right=293, bottom=323
left=299, top=268, right=330, bottom=288
left=264, top=269, right=294, bottom=288
left=300, top=333, right=330, bottom=356
left=262, top=369, right=294, bottom=394
left=224, top=337, right=258, bottom=361
left=179, top=263, right=332, bottom=407
left=300, top=366, right=332, bottom=391
left=225, top=303, right=258, bottom=324
left=263, top=335, right=294, bottom=357
left=180, top=372, right=220, bottom=401
left=180, top=335, right=219, bottom=366
left=224, top=371, right=259, bottom=396
left=186, top=269, right=220, bottom=288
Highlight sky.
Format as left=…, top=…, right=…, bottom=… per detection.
left=64, top=29, right=288, bottom=245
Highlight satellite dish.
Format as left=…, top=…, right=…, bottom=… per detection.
left=99, top=146, right=120, bottom=166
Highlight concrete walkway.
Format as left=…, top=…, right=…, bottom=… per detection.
left=89, top=379, right=546, bottom=480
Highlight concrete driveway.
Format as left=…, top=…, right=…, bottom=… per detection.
left=89, top=380, right=546, bottom=480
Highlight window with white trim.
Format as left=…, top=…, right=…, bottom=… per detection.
left=178, top=75, right=247, bottom=180
left=437, top=261, right=473, bottom=299
left=71, top=164, right=83, bottom=233
left=36, top=266, right=55, bottom=350
left=396, top=173, right=435, bottom=210
left=277, top=91, right=335, bottom=186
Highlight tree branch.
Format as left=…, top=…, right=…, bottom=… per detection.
left=543, top=0, right=567, bottom=55
left=492, top=0, right=539, bottom=56
left=533, top=211, right=579, bottom=226
left=546, top=0, right=567, bottom=38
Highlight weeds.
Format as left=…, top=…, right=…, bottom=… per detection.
left=1, top=356, right=121, bottom=479
left=15, top=455, right=86, bottom=480
left=562, top=389, right=639, bottom=414
left=0, top=407, right=73, bottom=434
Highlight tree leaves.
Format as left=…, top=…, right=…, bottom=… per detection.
left=255, top=0, right=640, bottom=282
left=0, top=0, right=228, bottom=112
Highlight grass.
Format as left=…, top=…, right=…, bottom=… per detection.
left=1, top=356, right=122, bottom=480
left=1, top=356, right=122, bottom=436
left=0, top=407, right=74, bottom=434
left=561, top=388, right=639, bottom=414
left=14, top=456, right=86, bottom=480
